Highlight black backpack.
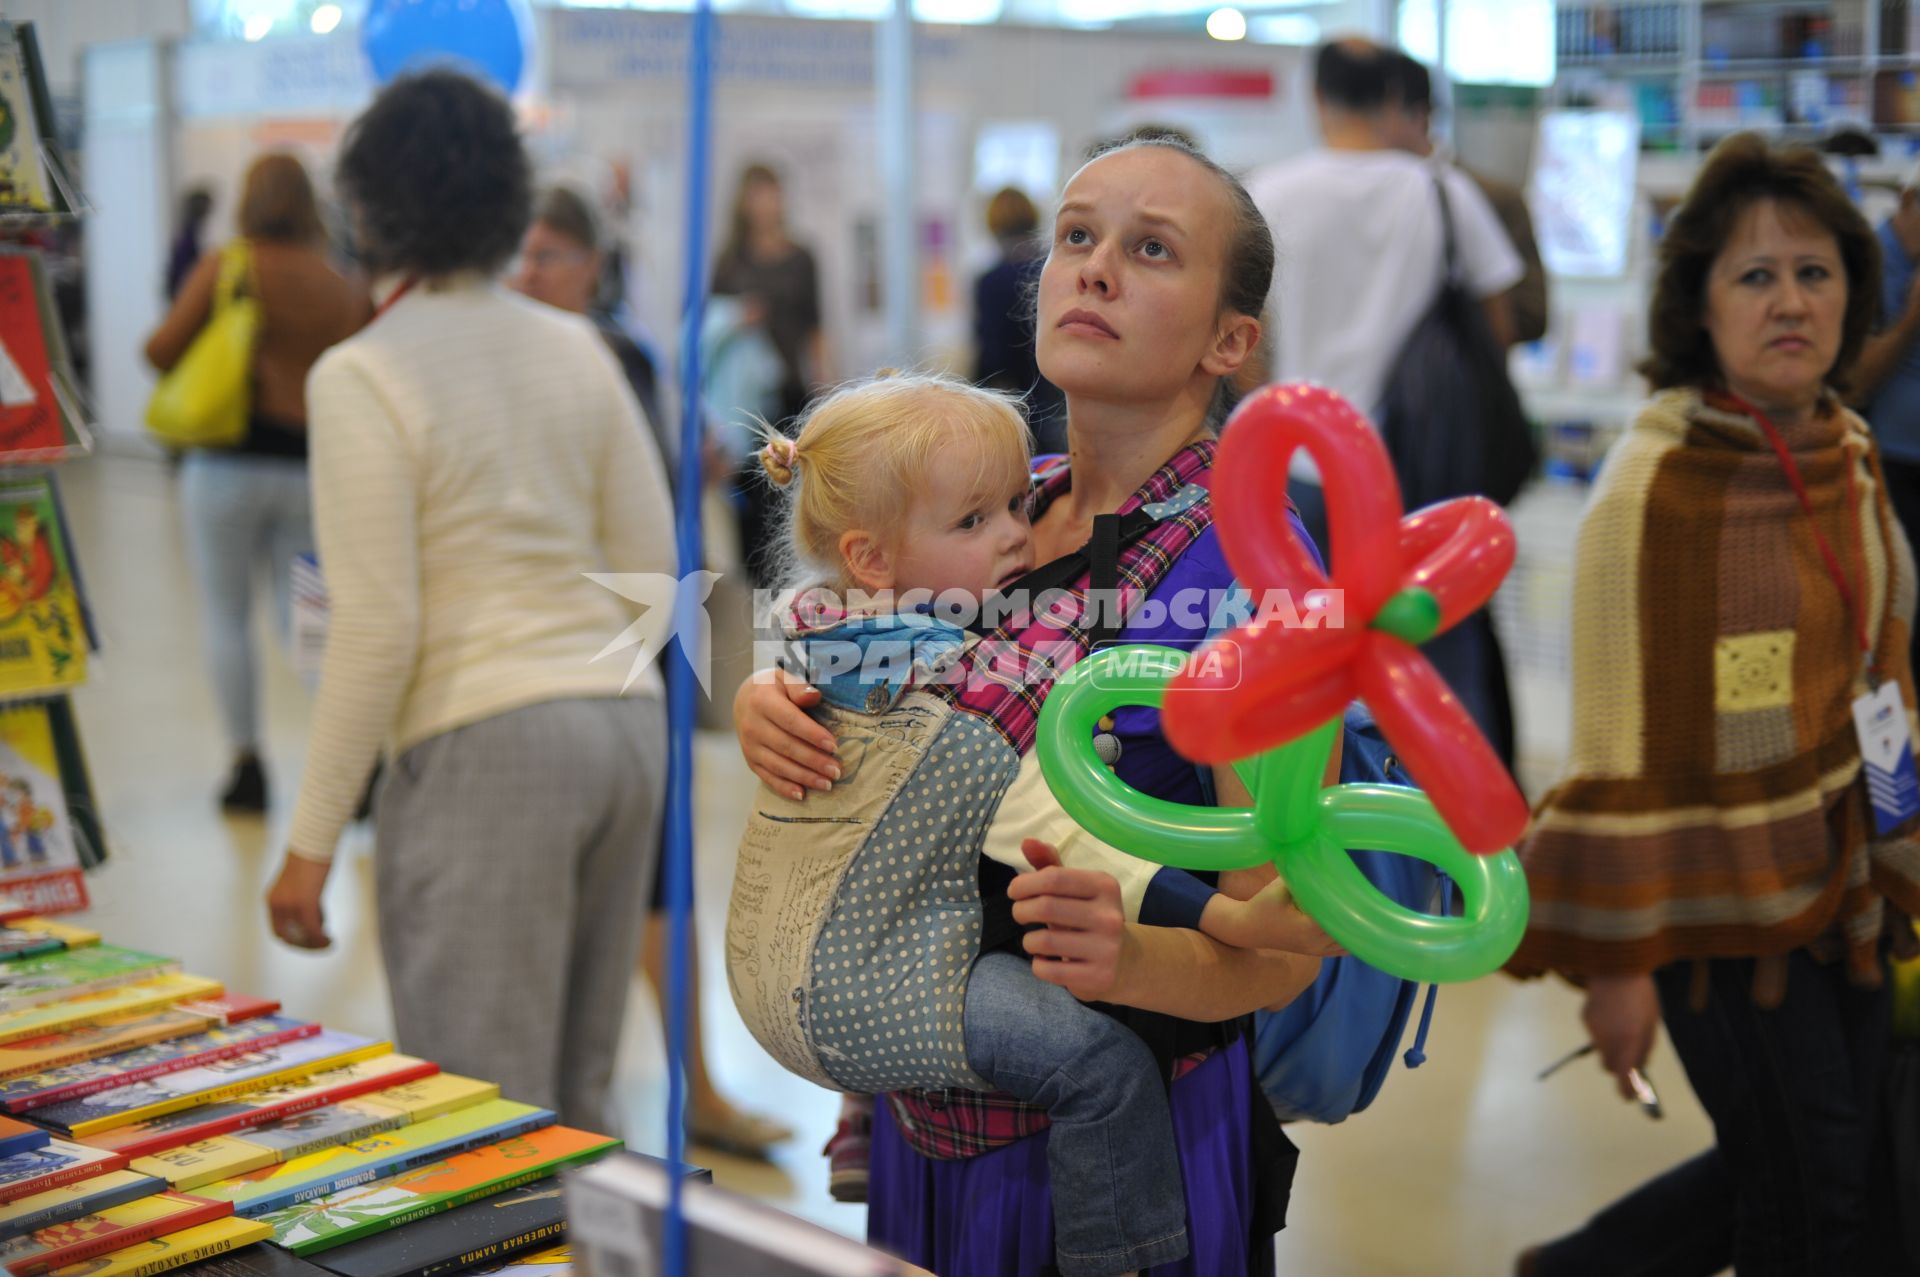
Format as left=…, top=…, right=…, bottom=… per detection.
left=1376, top=172, right=1539, bottom=510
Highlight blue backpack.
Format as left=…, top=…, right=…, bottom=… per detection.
left=1248, top=702, right=1450, bottom=1123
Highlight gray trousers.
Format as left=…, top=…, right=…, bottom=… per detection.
left=374, top=695, right=667, bottom=1132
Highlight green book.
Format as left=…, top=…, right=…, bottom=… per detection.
left=259, top=1125, right=619, bottom=1256
left=0, top=949, right=176, bottom=1015
left=194, top=1099, right=552, bottom=1217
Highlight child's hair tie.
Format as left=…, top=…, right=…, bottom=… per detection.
left=760, top=436, right=802, bottom=486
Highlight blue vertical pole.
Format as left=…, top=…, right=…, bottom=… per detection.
left=664, top=4, right=715, bottom=1276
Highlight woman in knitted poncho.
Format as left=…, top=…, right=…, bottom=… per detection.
left=1516, top=134, right=1920, bottom=1275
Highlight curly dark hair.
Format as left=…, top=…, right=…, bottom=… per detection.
left=1641, top=132, right=1881, bottom=395
left=337, top=70, right=531, bottom=277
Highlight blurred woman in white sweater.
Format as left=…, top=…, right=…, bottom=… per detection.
left=264, top=71, right=675, bottom=1131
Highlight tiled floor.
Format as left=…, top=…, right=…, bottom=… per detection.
left=60, top=452, right=1720, bottom=1275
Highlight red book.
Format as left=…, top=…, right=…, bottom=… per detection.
left=175, top=998, right=278, bottom=1027
left=0, top=1141, right=131, bottom=1205
left=0, top=1191, right=231, bottom=1276
left=0, top=258, right=61, bottom=457
left=79, top=1054, right=439, bottom=1159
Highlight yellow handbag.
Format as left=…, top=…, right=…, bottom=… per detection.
left=145, top=241, right=258, bottom=448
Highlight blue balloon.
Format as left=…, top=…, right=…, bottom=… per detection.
left=361, top=0, right=531, bottom=94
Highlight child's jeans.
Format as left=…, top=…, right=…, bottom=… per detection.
left=963, top=951, right=1189, bottom=1277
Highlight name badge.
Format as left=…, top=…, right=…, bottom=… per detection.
left=1851, top=680, right=1920, bottom=835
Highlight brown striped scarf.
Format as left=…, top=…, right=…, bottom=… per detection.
left=1513, top=388, right=1920, bottom=991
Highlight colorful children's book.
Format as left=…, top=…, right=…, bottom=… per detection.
left=0, top=950, right=176, bottom=1017
left=0, top=1191, right=231, bottom=1276
left=133, top=1077, right=499, bottom=1194
left=0, top=921, right=95, bottom=964
left=0, top=1121, right=41, bottom=1162
left=197, top=1101, right=553, bottom=1219
left=0, top=978, right=227, bottom=1049
left=0, top=1142, right=122, bottom=1205
left=305, top=1178, right=567, bottom=1277
left=0, top=255, right=64, bottom=458
left=0, top=1016, right=313, bottom=1114
left=260, top=1126, right=618, bottom=1256
left=41, top=1216, right=272, bottom=1277
left=0, top=500, right=86, bottom=714
left=83, top=1055, right=437, bottom=1159
left=0, top=27, right=51, bottom=213
left=35, top=703, right=97, bottom=874
left=31, top=1032, right=388, bottom=1138
left=0, top=1172, right=165, bottom=1242
left=0, top=699, right=86, bottom=914
left=0, top=998, right=275, bottom=1089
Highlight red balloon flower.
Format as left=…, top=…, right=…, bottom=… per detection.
left=1162, top=383, right=1529, bottom=854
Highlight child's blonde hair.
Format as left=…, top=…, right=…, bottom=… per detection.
left=757, top=371, right=1032, bottom=589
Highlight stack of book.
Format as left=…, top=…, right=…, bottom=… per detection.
left=0, top=924, right=625, bottom=1277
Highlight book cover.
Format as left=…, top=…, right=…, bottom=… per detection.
left=134, top=1077, right=499, bottom=1194
left=197, top=1101, right=553, bottom=1219
left=306, top=1179, right=567, bottom=1277
left=1, top=1192, right=231, bottom=1276
left=0, top=1173, right=165, bottom=1242
left=0, top=1006, right=237, bottom=1087
left=0, top=1144, right=123, bottom=1206
left=0, top=29, right=48, bottom=213
left=32, top=1033, right=387, bottom=1138
left=0, top=979, right=226, bottom=1050
left=83, top=1055, right=437, bottom=1158
left=42, top=1216, right=272, bottom=1277
left=0, top=1121, right=42, bottom=1161
left=0, top=1019, right=320, bottom=1115
left=261, top=1127, right=618, bottom=1256
left=0, top=256, right=61, bottom=458
left=0, top=494, right=86, bottom=709
left=0, top=700, right=83, bottom=915
left=5, top=256, right=78, bottom=465
left=0, top=950, right=176, bottom=1018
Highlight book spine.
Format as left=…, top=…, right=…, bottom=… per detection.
left=67, top=1044, right=392, bottom=1138
left=414, top=1218, right=568, bottom=1277
left=0, top=963, right=179, bottom=1017
left=9, top=1200, right=232, bottom=1277
left=0, top=1154, right=133, bottom=1207
left=0, top=1174, right=162, bottom=1240
left=18, top=1023, right=322, bottom=1114
left=122, top=1230, right=265, bottom=1277
left=236, top=1111, right=555, bottom=1219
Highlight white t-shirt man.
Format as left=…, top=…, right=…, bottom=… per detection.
left=1247, top=147, right=1524, bottom=479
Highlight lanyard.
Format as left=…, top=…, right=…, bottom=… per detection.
left=1731, top=395, right=1877, bottom=683
left=372, top=275, right=418, bottom=323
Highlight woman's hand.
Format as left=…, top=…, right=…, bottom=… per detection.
left=1582, top=972, right=1661, bottom=1101
left=267, top=855, right=334, bottom=951
left=733, top=666, right=839, bottom=800
left=1009, top=839, right=1129, bottom=1003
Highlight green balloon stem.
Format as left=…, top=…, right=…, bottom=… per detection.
left=1371, top=587, right=1443, bottom=645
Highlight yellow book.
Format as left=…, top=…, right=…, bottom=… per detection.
left=0, top=978, right=223, bottom=1048
left=8, top=921, right=96, bottom=952
left=43, top=1218, right=270, bottom=1277
left=51, top=1035, right=390, bottom=1139
left=131, top=1075, right=500, bottom=1192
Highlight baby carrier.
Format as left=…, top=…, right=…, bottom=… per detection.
left=724, top=445, right=1218, bottom=1095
